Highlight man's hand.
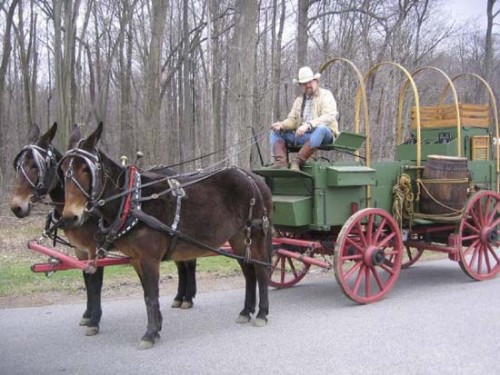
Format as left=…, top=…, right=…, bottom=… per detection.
left=295, top=122, right=310, bottom=138
left=271, top=122, right=283, bottom=132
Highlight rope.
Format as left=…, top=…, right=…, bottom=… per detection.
left=392, top=174, right=466, bottom=226
left=392, top=173, right=414, bottom=228
left=414, top=178, right=464, bottom=221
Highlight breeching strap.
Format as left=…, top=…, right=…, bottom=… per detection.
left=130, top=208, right=271, bottom=267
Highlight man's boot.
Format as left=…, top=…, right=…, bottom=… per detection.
left=269, top=140, right=288, bottom=169
left=290, top=141, right=316, bottom=171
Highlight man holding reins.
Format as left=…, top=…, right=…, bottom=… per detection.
left=270, top=66, right=339, bottom=170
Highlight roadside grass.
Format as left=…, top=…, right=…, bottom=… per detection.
left=0, top=255, right=242, bottom=297
left=0, top=208, right=242, bottom=298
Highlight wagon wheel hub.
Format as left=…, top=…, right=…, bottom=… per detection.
left=480, top=226, right=497, bottom=244
left=364, top=246, right=385, bottom=266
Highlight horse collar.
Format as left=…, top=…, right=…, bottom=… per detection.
left=97, top=166, right=142, bottom=246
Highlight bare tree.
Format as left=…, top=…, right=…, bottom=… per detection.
left=484, top=0, right=499, bottom=83
left=118, top=0, right=137, bottom=155
left=297, top=0, right=309, bottom=67
left=40, top=0, right=82, bottom=145
left=226, top=0, right=258, bottom=167
left=0, top=0, right=20, bottom=185
left=143, top=0, right=169, bottom=161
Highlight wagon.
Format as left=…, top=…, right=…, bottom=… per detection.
left=24, top=59, right=498, bottom=307
left=254, top=58, right=499, bottom=304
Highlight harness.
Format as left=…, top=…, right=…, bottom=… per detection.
left=59, top=145, right=271, bottom=266
left=59, top=146, right=104, bottom=207
left=96, top=165, right=142, bottom=247
left=13, top=144, right=58, bottom=198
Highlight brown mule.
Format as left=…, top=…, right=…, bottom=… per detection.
left=59, top=123, right=273, bottom=349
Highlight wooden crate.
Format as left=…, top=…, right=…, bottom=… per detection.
left=411, top=103, right=490, bottom=129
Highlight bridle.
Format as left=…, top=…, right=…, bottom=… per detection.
left=58, top=145, right=105, bottom=210
left=13, top=144, right=58, bottom=199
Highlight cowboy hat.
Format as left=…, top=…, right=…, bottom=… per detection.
left=292, top=66, right=321, bottom=84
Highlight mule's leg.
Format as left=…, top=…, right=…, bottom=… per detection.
left=79, top=271, right=92, bottom=326
left=85, top=266, right=104, bottom=336
left=236, top=261, right=257, bottom=324
left=253, top=264, right=269, bottom=327
left=171, top=261, right=186, bottom=308
left=181, top=260, right=197, bottom=309
left=132, top=259, right=163, bottom=350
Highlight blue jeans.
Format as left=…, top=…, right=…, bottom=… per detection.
left=270, top=124, right=334, bottom=148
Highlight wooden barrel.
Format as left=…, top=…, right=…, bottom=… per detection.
left=419, top=155, right=469, bottom=215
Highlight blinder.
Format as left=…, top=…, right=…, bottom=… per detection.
left=13, top=144, right=57, bottom=197
left=58, top=146, right=104, bottom=208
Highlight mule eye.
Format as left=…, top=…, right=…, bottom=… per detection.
left=82, top=166, right=91, bottom=174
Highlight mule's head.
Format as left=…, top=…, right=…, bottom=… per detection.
left=10, top=123, right=58, bottom=218
left=59, top=123, right=104, bottom=227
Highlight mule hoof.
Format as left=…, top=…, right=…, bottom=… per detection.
left=85, top=326, right=100, bottom=336
left=252, top=318, right=268, bottom=328
left=138, top=340, right=154, bottom=350
left=180, top=301, right=193, bottom=309
left=79, top=317, right=91, bottom=326
left=235, top=314, right=251, bottom=324
left=84, top=265, right=97, bottom=274
left=171, top=300, right=182, bottom=308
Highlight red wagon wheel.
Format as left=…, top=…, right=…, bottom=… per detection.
left=334, top=208, right=403, bottom=304
left=268, top=249, right=312, bottom=288
left=457, top=190, right=499, bottom=281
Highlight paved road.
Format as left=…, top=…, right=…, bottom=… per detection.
left=1, top=259, right=499, bottom=375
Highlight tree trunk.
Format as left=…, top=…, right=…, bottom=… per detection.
left=52, top=0, right=82, bottom=146
left=271, top=0, right=286, bottom=121
left=484, top=0, right=497, bottom=84
left=179, top=0, right=194, bottom=170
left=297, top=0, right=309, bottom=68
left=144, top=0, right=168, bottom=161
left=119, top=0, right=135, bottom=157
left=0, top=0, right=20, bottom=186
left=226, top=0, right=258, bottom=167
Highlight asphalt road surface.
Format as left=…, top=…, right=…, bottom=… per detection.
left=1, top=258, right=499, bottom=375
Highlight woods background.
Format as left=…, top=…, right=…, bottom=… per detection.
left=0, top=0, right=498, bottom=194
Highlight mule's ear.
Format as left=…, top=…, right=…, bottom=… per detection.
left=68, top=124, right=82, bottom=149
left=81, top=122, right=103, bottom=150
left=38, top=122, right=58, bottom=148
left=27, top=123, right=40, bottom=143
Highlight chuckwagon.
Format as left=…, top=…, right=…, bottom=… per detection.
left=255, top=58, right=499, bottom=303
left=18, top=59, right=498, bottom=307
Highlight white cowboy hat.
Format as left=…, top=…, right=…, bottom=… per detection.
left=292, top=66, right=321, bottom=84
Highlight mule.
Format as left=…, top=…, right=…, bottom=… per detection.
left=10, top=123, right=198, bottom=337
left=59, top=123, right=272, bottom=349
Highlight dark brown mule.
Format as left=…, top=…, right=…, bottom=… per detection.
left=10, top=124, right=197, bottom=337
left=59, top=123, right=272, bottom=349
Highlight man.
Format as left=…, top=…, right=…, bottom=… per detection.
left=270, top=66, right=339, bottom=170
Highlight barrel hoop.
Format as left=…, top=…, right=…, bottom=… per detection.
left=419, top=177, right=469, bottom=184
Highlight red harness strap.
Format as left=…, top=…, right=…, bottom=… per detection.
left=118, top=166, right=137, bottom=231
